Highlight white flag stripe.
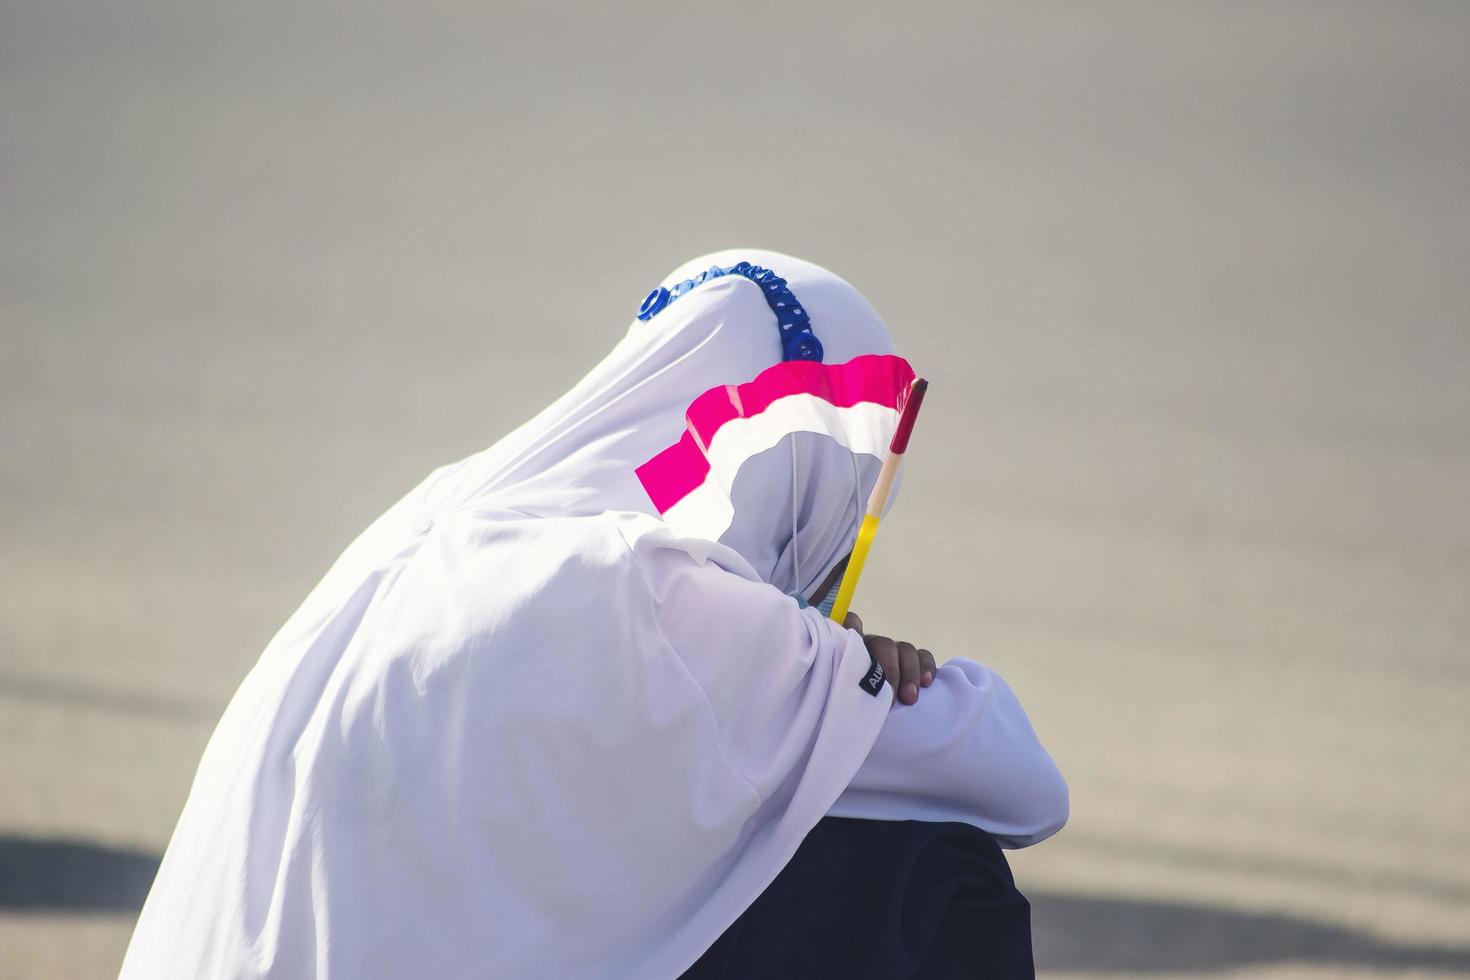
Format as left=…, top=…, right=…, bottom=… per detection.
left=662, top=395, right=898, bottom=541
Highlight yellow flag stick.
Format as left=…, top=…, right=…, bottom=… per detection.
left=830, top=378, right=929, bottom=623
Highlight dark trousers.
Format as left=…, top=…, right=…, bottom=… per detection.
left=681, top=817, right=1034, bottom=979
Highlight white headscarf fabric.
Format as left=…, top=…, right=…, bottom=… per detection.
left=122, top=250, right=920, bottom=978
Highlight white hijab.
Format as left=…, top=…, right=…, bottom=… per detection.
left=436, top=248, right=903, bottom=596
left=122, top=250, right=915, bottom=979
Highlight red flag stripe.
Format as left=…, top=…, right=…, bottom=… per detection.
left=636, top=354, right=916, bottom=514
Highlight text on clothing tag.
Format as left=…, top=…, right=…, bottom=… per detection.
left=859, top=658, right=885, bottom=697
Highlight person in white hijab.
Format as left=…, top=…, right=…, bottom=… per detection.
left=121, top=250, right=1067, bottom=979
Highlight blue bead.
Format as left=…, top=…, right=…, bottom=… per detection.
left=783, top=333, right=823, bottom=362
left=637, top=286, right=671, bottom=321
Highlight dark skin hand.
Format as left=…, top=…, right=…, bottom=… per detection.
left=806, top=558, right=936, bottom=706
left=843, top=611, right=936, bottom=706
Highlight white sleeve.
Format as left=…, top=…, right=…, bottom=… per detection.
left=826, top=657, right=1070, bottom=849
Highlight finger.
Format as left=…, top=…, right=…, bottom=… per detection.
left=918, top=648, right=937, bottom=687
left=897, top=641, right=921, bottom=705
left=865, top=634, right=898, bottom=697
left=843, top=611, right=863, bottom=635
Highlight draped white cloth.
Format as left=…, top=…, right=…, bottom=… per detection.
left=121, top=250, right=1066, bottom=980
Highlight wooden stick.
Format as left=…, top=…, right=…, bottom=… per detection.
left=830, top=378, right=928, bottom=623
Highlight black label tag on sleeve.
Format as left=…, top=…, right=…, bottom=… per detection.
left=859, top=657, right=886, bottom=697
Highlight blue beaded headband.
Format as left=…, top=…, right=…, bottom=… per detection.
left=636, top=261, right=824, bottom=363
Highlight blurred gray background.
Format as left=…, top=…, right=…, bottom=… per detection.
left=2, top=1, right=1468, bottom=977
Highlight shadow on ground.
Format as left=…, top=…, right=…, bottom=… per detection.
left=1031, top=889, right=1470, bottom=974
left=3, top=836, right=1467, bottom=974
left=0, top=837, right=159, bottom=913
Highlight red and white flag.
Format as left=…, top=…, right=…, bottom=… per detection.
left=636, top=353, right=917, bottom=543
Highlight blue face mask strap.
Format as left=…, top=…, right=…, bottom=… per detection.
left=636, top=262, right=824, bottom=363
left=815, top=556, right=847, bottom=618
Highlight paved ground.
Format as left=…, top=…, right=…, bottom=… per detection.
left=2, top=1, right=1468, bottom=976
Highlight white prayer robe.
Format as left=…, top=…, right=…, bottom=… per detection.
left=121, top=250, right=1066, bottom=979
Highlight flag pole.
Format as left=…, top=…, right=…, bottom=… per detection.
left=829, top=378, right=929, bottom=624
